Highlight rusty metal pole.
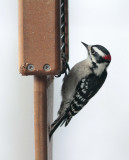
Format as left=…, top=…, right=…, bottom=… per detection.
left=34, top=76, right=53, bottom=160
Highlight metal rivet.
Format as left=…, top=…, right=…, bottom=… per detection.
left=43, top=64, right=51, bottom=72
left=27, top=64, right=35, bottom=71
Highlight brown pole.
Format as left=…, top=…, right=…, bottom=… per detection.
left=34, top=76, right=53, bottom=160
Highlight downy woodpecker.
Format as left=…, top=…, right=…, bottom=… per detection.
left=49, top=42, right=111, bottom=138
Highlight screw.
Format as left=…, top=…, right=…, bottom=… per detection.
left=27, top=64, right=35, bottom=71
left=43, top=64, right=51, bottom=72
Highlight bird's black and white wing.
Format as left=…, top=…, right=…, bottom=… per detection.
left=66, top=71, right=107, bottom=120
left=49, top=71, right=107, bottom=138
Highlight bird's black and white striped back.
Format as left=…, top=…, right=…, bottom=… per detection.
left=67, top=70, right=107, bottom=117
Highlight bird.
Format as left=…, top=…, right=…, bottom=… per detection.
left=49, top=42, right=111, bottom=138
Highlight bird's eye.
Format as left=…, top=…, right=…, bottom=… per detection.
left=91, top=48, right=95, bottom=54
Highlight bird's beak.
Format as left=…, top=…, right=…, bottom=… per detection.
left=81, top=42, right=88, bottom=49
left=81, top=42, right=90, bottom=56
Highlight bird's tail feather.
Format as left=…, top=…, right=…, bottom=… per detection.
left=60, top=114, right=72, bottom=127
left=64, top=115, right=72, bottom=126
left=49, top=113, right=66, bottom=139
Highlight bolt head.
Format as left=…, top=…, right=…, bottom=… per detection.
left=43, top=64, right=51, bottom=72
left=27, top=64, right=35, bottom=71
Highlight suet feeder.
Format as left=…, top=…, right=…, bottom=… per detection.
left=18, top=0, right=69, bottom=159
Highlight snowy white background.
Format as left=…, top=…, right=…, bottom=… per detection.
left=0, top=0, right=129, bottom=160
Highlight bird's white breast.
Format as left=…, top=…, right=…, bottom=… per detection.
left=61, top=58, right=92, bottom=101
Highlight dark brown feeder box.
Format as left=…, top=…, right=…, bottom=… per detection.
left=19, top=0, right=69, bottom=76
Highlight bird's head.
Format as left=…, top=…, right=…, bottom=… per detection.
left=81, top=42, right=111, bottom=70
